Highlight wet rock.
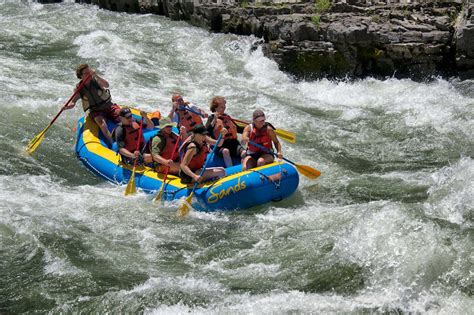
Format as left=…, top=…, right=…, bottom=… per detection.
left=89, top=0, right=473, bottom=80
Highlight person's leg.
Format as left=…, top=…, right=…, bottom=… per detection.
left=202, top=167, right=226, bottom=181
left=93, top=115, right=113, bottom=146
left=143, top=153, right=153, bottom=164
left=257, top=154, right=274, bottom=167
left=169, top=162, right=181, bottom=175
left=221, top=147, right=232, bottom=168
left=241, top=156, right=256, bottom=170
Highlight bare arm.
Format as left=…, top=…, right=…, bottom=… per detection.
left=140, top=110, right=154, bottom=129
left=241, top=125, right=251, bottom=146
left=94, top=74, right=109, bottom=88
left=268, top=127, right=282, bottom=159
left=180, top=144, right=199, bottom=181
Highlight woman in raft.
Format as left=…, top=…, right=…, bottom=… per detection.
left=179, top=124, right=227, bottom=184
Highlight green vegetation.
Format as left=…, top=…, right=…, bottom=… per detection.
left=312, top=0, right=331, bottom=28
left=314, top=0, right=331, bottom=13
left=311, top=14, right=321, bottom=28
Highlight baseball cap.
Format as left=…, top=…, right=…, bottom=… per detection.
left=252, top=109, right=265, bottom=121
left=192, top=124, right=209, bottom=135
left=119, top=107, right=132, bottom=117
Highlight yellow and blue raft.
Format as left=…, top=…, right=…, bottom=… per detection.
left=75, top=108, right=299, bottom=211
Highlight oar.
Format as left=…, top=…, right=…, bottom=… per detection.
left=178, top=105, right=296, bottom=143
left=153, top=133, right=181, bottom=202
left=248, top=140, right=321, bottom=179
left=232, top=118, right=296, bottom=144
left=25, top=74, right=91, bottom=155
left=124, top=118, right=144, bottom=196
left=178, top=133, right=223, bottom=217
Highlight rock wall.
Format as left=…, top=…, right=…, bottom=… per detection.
left=75, top=0, right=474, bottom=80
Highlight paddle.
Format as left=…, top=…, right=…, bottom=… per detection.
left=248, top=140, right=321, bottom=179
left=231, top=118, right=296, bottom=144
left=124, top=118, right=144, bottom=196
left=177, top=133, right=223, bottom=217
left=25, top=74, right=92, bottom=155
left=153, top=133, right=181, bottom=202
left=177, top=105, right=296, bottom=143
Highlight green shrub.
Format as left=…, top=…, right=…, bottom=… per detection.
left=314, top=0, right=331, bottom=13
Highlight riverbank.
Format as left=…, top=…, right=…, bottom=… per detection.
left=76, top=0, right=474, bottom=80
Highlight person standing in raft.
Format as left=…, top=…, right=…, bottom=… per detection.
left=168, top=94, right=208, bottom=134
left=241, top=109, right=283, bottom=170
left=205, top=96, right=246, bottom=167
left=179, top=124, right=226, bottom=184
left=115, top=107, right=154, bottom=165
left=149, top=117, right=186, bottom=176
left=65, top=64, right=120, bottom=146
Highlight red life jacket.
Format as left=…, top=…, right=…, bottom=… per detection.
left=155, top=133, right=179, bottom=161
left=182, top=141, right=209, bottom=171
left=176, top=107, right=203, bottom=131
left=248, top=123, right=273, bottom=154
left=213, top=113, right=238, bottom=140
left=123, top=122, right=145, bottom=153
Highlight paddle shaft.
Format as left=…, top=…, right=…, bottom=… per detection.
left=188, top=133, right=223, bottom=196
left=248, top=140, right=295, bottom=165
left=130, top=118, right=145, bottom=170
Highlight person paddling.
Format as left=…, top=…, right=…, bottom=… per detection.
left=64, top=64, right=120, bottom=146
left=206, top=96, right=246, bottom=167
left=179, top=124, right=226, bottom=184
left=115, top=107, right=154, bottom=165
left=241, top=109, right=282, bottom=170
left=168, top=94, right=208, bottom=133
left=149, top=117, right=186, bottom=176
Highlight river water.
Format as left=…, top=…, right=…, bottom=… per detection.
left=1, top=2, right=473, bottom=313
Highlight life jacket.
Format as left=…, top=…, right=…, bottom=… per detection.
left=152, top=133, right=179, bottom=161
left=150, top=111, right=161, bottom=125
left=248, top=123, right=273, bottom=154
left=213, top=113, right=238, bottom=140
left=181, top=140, right=209, bottom=171
left=176, top=106, right=203, bottom=131
left=78, top=77, right=112, bottom=112
left=122, top=122, right=145, bottom=153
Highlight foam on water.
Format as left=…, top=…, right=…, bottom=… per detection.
left=1, top=2, right=473, bottom=313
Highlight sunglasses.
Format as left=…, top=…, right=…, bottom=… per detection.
left=123, top=115, right=133, bottom=119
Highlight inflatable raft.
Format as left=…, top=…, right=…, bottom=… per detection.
left=74, top=108, right=299, bottom=211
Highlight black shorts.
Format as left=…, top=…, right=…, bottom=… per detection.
left=179, top=169, right=194, bottom=184
left=217, top=138, right=244, bottom=158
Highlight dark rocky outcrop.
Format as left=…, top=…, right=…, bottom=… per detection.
left=71, top=0, right=474, bottom=80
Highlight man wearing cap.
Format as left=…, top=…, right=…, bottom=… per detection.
left=179, top=124, right=227, bottom=184
left=115, top=107, right=154, bottom=165
left=241, top=109, right=282, bottom=170
left=65, top=64, right=120, bottom=146
left=149, top=117, right=186, bottom=175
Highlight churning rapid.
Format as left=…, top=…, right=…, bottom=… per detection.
left=0, top=2, right=473, bottom=313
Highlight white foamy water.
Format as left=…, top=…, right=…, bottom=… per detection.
left=0, top=2, right=473, bottom=313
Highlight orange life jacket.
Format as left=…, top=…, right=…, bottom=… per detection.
left=123, top=122, right=145, bottom=153
left=176, top=107, right=203, bottom=131
left=182, top=140, right=209, bottom=171
left=248, top=123, right=272, bottom=154
left=213, top=113, right=238, bottom=140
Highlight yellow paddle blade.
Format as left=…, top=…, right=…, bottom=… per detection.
left=275, top=129, right=296, bottom=144
left=295, top=164, right=321, bottom=180
left=25, top=128, right=48, bottom=155
left=177, top=193, right=193, bottom=217
left=124, top=171, right=137, bottom=196
left=153, top=186, right=164, bottom=203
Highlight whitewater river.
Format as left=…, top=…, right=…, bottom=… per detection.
left=1, top=2, right=473, bottom=313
